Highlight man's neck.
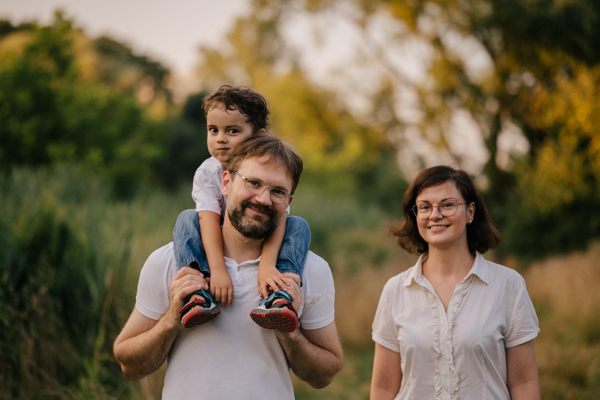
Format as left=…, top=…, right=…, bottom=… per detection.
left=221, top=222, right=264, bottom=264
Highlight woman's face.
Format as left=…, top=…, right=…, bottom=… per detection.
left=414, top=180, right=475, bottom=252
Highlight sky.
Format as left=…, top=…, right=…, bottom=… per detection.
left=0, top=0, right=250, bottom=75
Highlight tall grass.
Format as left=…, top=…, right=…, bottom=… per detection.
left=520, top=243, right=600, bottom=399
left=0, top=166, right=189, bottom=399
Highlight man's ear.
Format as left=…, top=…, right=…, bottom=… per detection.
left=288, top=195, right=294, bottom=207
left=222, top=170, right=232, bottom=197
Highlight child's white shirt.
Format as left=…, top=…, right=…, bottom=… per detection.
left=192, top=156, right=226, bottom=217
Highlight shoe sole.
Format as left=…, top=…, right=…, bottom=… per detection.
left=250, top=309, right=298, bottom=333
left=182, top=308, right=220, bottom=328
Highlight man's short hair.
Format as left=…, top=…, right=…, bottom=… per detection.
left=227, top=135, right=303, bottom=195
left=389, top=165, right=500, bottom=255
left=203, top=85, right=270, bottom=133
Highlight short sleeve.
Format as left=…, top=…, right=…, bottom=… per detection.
left=192, top=158, right=225, bottom=215
left=298, top=253, right=335, bottom=330
left=504, top=277, right=540, bottom=348
left=372, top=280, right=401, bottom=353
left=135, top=243, right=177, bottom=320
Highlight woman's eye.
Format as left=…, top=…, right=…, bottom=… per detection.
left=419, top=205, right=430, bottom=211
left=441, top=202, right=456, bottom=209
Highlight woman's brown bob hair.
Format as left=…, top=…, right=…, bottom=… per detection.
left=390, top=165, right=500, bottom=255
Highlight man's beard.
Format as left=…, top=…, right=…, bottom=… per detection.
left=228, top=199, right=280, bottom=240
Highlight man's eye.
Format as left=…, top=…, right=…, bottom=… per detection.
left=247, top=180, right=261, bottom=188
left=271, top=189, right=287, bottom=198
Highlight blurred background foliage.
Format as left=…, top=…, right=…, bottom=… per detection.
left=1, top=1, right=600, bottom=398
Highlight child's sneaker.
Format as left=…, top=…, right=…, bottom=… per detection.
left=250, top=290, right=298, bottom=333
left=179, top=288, right=220, bottom=328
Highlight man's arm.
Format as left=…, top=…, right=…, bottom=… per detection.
left=113, top=267, right=208, bottom=381
left=506, top=339, right=541, bottom=400
left=276, top=322, right=344, bottom=388
left=274, top=273, right=344, bottom=389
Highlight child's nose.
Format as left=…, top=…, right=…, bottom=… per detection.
left=216, top=132, right=227, bottom=142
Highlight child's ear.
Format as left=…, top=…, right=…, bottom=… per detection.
left=222, top=171, right=232, bottom=197
left=256, top=128, right=267, bottom=136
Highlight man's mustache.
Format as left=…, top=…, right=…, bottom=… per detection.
left=240, top=200, right=277, bottom=218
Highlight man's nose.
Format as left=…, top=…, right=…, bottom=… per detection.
left=254, top=188, right=273, bottom=205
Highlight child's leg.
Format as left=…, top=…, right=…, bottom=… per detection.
left=173, top=209, right=210, bottom=277
left=173, top=209, right=219, bottom=328
left=276, top=216, right=311, bottom=284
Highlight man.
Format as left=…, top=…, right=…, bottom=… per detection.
left=113, top=135, right=344, bottom=399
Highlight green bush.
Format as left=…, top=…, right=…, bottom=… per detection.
left=0, top=167, right=144, bottom=398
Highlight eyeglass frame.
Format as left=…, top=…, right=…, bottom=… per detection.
left=411, top=201, right=470, bottom=220
left=232, top=171, right=293, bottom=205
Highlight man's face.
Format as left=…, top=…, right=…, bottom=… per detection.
left=223, top=156, right=293, bottom=240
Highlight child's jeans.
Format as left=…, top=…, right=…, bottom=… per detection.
left=173, top=209, right=310, bottom=284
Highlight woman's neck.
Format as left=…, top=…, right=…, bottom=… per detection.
left=423, top=245, right=475, bottom=279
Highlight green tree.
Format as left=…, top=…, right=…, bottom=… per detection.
left=195, top=1, right=407, bottom=201
left=207, top=0, right=600, bottom=258
left=0, top=14, right=172, bottom=197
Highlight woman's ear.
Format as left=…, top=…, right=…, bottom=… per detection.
left=468, top=202, right=476, bottom=223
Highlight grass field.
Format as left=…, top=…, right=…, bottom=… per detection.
left=2, top=168, right=600, bottom=399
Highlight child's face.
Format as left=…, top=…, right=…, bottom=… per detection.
left=206, top=104, right=257, bottom=167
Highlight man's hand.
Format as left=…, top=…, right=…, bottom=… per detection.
left=170, top=267, right=210, bottom=315
left=257, top=264, right=293, bottom=299
left=208, top=268, right=234, bottom=307
left=113, top=266, right=209, bottom=381
left=279, top=272, right=302, bottom=310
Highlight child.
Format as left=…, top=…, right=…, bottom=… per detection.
left=173, top=85, right=310, bottom=333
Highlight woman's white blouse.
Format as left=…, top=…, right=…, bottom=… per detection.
left=372, top=252, right=539, bottom=400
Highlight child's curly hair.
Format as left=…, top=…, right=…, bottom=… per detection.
left=203, top=85, right=270, bottom=133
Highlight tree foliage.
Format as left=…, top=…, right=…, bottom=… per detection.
left=195, top=1, right=407, bottom=204
left=200, top=0, right=600, bottom=258
left=0, top=14, right=173, bottom=197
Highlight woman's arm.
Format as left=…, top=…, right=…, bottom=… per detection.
left=370, top=343, right=402, bottom=400
left=506, top=339, right=541, bottom=400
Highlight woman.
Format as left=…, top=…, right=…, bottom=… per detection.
left=371, top=165, right=540, bottom=400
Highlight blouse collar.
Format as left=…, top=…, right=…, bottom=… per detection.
left=402, top=251, right=490, bottom=287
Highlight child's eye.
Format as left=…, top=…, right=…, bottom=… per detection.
left=208, top=127, right=218, bottom=134
left=228, top=129, right=239, bottom=135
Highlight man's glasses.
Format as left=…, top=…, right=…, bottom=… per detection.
left=233, top=171, right=292, bottom=204
left=412, top=201, right=468, bottom=220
